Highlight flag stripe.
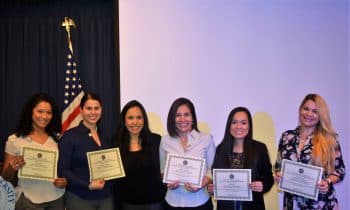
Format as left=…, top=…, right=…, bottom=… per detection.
left=62, top=91, right=84, bottom=122
left=61, top=46, right=84, bottom=133
left=62, top=105, right=81, bottom=132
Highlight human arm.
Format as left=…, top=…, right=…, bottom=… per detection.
left=327, top=139, right=346, bottom=183
left=255, top=143, right=274, bottom=193
left=185, top=134, right=215, bottom=192
left=318, top=139, right=346, bottom=193
left=273, top=132, right=287, bottom=184
left=1, top=136, right=26, bottom=181
left=58, top=134, right=91, bottom=190
left=1, top=153, right=25, bottom=181
left=159, top=137, right=180, bottom=190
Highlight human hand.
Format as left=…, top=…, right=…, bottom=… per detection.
left=249, top=181, right=263, bottom=192
left=9, top=156, right=25, bottom=171
left=53, top=178, right=67, bottom=188
left=207, top=183, right=214, bottom=194
left=273, top=171, right=282, bottom=184
left=201, top=176, right=211, bottom=188
left=318, top=179, right=330, bottom=194
left=166, top=180, right=180, bottom=190
left=184, top=183, right=200, bottom=192
left=89, top=179, right=105, bottom=190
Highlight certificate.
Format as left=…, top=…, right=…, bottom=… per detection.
left=163, top=154, right=205, bottom=188
left=213, top=169, right=252, bottom=201
left=279, top=159, right=323, bottom=200
left=87, top=148, right=125, bottom=181
left=18, top=146, right=58, bottom=180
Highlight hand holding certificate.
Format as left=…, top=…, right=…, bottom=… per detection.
left=278, top=159, right=323, bottom=200
left=163, top=154, right=205, bottom=188
left=87, top=148, right=125, bottom=181
left=213, top=169, right=252, bottom=201
left=18, top=146, right=58, bottom=181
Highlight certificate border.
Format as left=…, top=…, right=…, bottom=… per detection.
left=87, top=148, right=125, bottom=181
left=213, top=168, right=252, bottom=201
left=163, top=154, right=205, bottom=187
left=279, top=159, right=323, bottom=200
left=18, top=147, right=58, bottom=180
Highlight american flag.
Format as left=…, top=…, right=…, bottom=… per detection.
left=61, top=49, right=84, bottom=133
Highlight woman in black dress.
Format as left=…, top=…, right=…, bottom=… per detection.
left=116, top=100, right=165, bottom=210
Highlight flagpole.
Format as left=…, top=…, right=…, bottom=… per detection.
left=62, top=17, right=76, bottom=54
left=61, top=17, right=84, bottom=133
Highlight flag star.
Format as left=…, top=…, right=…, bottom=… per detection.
left=64, top=100, right=68, bottom=104
left=73, top=69, right=77, bottom=74
left=68, top=54, right=72, bottom=59
left=78, top=84, right=82, bottom=89
left=66, top=70, right=71, bottom=74
left=65, top=77, right=70, bottom=82
left=71, top=92, right=75, bottom=96
left=67, top=62, right=71, bottom=66
left=72, top=77, right=76, bottom=81
left=65, top=92, right=69, bottom=96
left=73, top=62, right=76, bottom=67
left=65, top=85, right=69, bottom=89
left=72, top=85, right=76, bottom=88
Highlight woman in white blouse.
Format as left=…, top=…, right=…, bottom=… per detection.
left=2, top=93, right=67, bottom=210
left=159, top=97, right=216, bottom=210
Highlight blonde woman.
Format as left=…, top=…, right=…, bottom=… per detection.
left=274, top=94, right=345, bottom=209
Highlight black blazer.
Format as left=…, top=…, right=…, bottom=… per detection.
left=213, top=139, right=274, bottom=210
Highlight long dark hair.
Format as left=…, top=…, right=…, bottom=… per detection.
left=15, top=92, right=61, bottom=140
left=166, top=97, right=199, bottom=137
left=117, top=100, right=151, bottom=155
left=217, top=106, right=253, bottom=166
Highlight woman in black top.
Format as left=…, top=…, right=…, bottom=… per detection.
left=208, top=107, right=273, bottom=210
left=116, top=100, right=165, bottom=210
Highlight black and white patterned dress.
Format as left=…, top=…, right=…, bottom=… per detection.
left=275, top=127, right=345, bottom=210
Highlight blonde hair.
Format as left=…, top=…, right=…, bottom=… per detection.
left=299, top=94, right=337, bottom=174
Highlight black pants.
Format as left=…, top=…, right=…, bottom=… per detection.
left=164, top=199, right=213, bottom=210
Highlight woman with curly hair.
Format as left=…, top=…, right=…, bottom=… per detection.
left=2, top=92, right=67, bottom=210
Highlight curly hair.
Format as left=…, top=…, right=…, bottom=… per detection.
left=15, top=92, right=61, bottom=140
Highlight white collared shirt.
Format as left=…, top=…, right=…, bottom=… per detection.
left=159, top=130, right=215, bottom=207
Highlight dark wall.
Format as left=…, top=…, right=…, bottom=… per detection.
left=0, top=0, right=120, bottom=161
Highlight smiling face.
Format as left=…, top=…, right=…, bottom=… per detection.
left=125, top=106, right=144, bottom=136
left=230, top=111, right=250, bottom=141
left=32, top=101, right=52, bottom=131
left=81, top=99, right=102, bottom=128
left=299, top=99, right=320, bottom=130
left=175, top=104, right=193, bottom=135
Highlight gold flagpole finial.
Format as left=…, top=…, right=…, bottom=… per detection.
left=62, top=17, right=76, bottom=54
